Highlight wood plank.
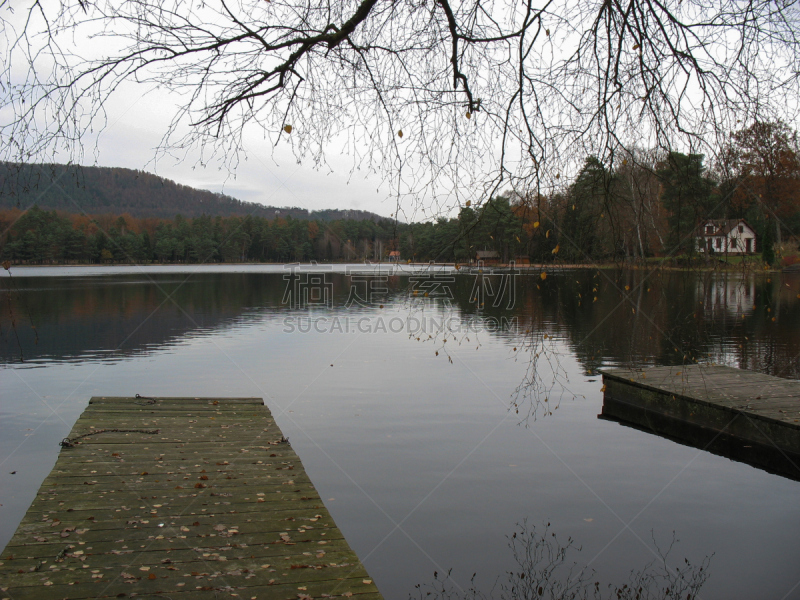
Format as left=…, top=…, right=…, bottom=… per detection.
left=0, top=397, right=383, bottom=600
left=601, top=365, right=800, bottom=480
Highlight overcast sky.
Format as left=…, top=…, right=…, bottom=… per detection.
left=81, top=81, right=399, bottom=219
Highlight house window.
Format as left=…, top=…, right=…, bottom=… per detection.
left=716, top=238, right=721, bottom=249
left=738, top=225, right=744, bottom=233
left=731, top=238, right=738, bottom=249
left=706, top=225, right=714, bottom=235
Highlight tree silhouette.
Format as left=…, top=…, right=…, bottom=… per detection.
left=726, top=121, right=800, bottom=247
left=657, top=153, right=715, bottom=255
left=2, top=0, right=799, bottom=210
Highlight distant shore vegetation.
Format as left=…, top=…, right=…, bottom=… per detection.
left=3, top=126, right=800, bottom=267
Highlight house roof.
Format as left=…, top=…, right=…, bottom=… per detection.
left=698, top=219, right=753, bottom=237
left=476, top=250, right=500, bottom=258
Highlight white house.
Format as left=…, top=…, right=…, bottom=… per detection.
left=696, top=219, right=757, bottom=254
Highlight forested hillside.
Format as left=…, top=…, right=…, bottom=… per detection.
left=0, top=162, right=384, bottom=221
left=2, top=122, right=799, bottom=266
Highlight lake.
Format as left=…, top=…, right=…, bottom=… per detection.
left=1, top=264, right=799, bottom=599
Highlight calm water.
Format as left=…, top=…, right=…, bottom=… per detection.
left=2, top=264, right=800, bottom=599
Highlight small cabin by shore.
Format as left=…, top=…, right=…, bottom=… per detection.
left=696, top=219, right=756, bottom=255
left=476, top=250, right=501, bottom=265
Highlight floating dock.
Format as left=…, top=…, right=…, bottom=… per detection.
left=601, top=365, right=800, bottom=480
left=0, top=397, right=382, bottom=600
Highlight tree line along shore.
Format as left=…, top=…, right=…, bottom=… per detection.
left=2, top=123, right=800, bottom=267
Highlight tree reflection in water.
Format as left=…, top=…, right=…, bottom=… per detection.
left=413, top=522, right=711, bottom=600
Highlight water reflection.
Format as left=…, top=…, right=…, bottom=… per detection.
left=2, top=265, right=800, bottom=599
left=3, top=267, right=799, bottom=379
left=600, top=398, right=800, bottom=483
left=700, top=272, right=757, bottom=317
left=413, top=521, right=712, bottom=600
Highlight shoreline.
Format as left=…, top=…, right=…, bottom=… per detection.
left=1, top=259, right=780, bottom=273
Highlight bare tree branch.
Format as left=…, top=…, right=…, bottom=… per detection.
left=1, top=0, right=798, bottom=211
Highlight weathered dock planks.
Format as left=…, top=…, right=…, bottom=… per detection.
left=601, top=364, right=800, bottom=480
left=0, top=397, right=383, bottom=600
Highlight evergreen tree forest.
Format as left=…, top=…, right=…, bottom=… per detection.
left=2, top=123, right=800, bottom=265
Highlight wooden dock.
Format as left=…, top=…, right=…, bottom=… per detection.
left=601, top=365, right=800, bottom=480
left=0, top=397, right=383, bottom=600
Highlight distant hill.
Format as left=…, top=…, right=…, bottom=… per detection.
left=0, top=162, right=386, bottom=222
